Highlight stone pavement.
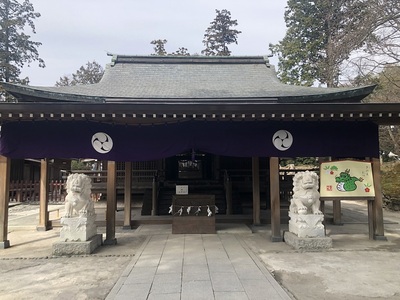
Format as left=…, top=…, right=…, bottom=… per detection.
left=107, top=231, right=291, bottom=300
left=1, top=201, right=400, bottom=299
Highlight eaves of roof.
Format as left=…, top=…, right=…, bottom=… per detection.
left=0, top=102, right=399, bottom=125
left=1, top=82, right=105, bottom=103
left=1, top=82, right=375, bottom=105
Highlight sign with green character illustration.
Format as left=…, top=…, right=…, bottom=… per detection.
left=320, top=160, right=375, bottom=197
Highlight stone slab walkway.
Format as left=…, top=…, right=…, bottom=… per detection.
left=107, top=232, right=291, bottom=300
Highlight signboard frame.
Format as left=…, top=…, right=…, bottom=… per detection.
left=320, top=159, right=375, bottom=199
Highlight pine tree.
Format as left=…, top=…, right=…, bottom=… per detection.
left=201, top=9, right=241, bottom=56
left=55, top=61, right=104, bottom=86
left=0, top=0, right=44, bottom=84
left=150, top=39, right=168, bottom=56
left=150, top=39, right=190, bottom=56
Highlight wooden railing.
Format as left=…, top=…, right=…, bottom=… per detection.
left=8, top=168, right=160, bottom=203
left=70, top=169, right=158, bottom=187
left=9, top=180, right=65, bottom=203
left=9, top=180, right=39, bottom=202
left=220, top=167, right=319, bottom=204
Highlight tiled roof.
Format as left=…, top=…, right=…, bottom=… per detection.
left=2, top=55, right=374, bottom=103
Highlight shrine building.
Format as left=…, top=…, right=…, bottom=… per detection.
left=1, top=55, right=400, bottom=247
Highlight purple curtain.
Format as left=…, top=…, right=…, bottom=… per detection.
left=0, top=120, right=379, bottom=161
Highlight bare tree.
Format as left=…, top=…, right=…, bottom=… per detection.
left=345, top=1, right=400, bottom=82
left=271, top=0, right=400, bottom=87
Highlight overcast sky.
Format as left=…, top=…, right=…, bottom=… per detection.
left=21, top=0, right=287, bottom=86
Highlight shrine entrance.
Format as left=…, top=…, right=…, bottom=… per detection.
left=165, top=151, right=214, bottom=181
left=157, top=154, right=272, bottom=218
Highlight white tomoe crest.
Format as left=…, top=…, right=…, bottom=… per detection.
left=92, top=132, right=113, bottom=154
left=272, top=130, right=293, bottom=151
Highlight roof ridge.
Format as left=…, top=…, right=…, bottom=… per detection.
left=108, top=54, right=270, bottom=65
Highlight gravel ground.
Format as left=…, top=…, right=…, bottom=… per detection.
left=2, top=204, right=146, bottom=299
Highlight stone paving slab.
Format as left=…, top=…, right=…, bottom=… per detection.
left=106, top=233, right=292, bottom=300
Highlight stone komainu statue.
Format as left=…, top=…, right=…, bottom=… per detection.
left=289, top=170, right=322, bottom=215
left=64, top=173, right=94, bottom=217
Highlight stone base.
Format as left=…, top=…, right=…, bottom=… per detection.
left=288, top=212, right=325, bottom=238
left=36, top=220, right=53, bottom=231
left=52, top=234, right=102, bottom=256
left=60, top=215, right=97, bottom=242
left=103, top=238, right=117, bottom=245
left=0, top=240, right=10, bottom=249
left=284, top=231, right=332, bottom=250
left=271, top=235, right=283, bottom=242
left=374, top=235, right=387, bottom=241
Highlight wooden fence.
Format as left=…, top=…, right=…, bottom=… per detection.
left=7, top=169, right=158, bottom=203
left=9, top=180, right=65, bottom=203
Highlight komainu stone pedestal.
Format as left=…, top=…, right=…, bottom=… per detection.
left=59, top=215, right=97, bottom=242
left=53, top=215, right=102, bottom=255
left=287, top=213, right=332, bottom=250
left=53, top=234, right=102, bottom=256
left=284, top=231, right=332, bottom=250
left=288, top=212, right=325, bottom=238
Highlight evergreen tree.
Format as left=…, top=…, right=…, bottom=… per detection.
left=55, top=61, right=104, bottom=86
left=150, top=39, right=168, bottom=56
left=151, top=39, right=190, bottom=56
left=270, top=0, right=394, bottom=87
left=201, top=9, right=241, bottom=56
left=0, top=0, right=44, bottom=99
left=170, top=47, right=190, bottom=56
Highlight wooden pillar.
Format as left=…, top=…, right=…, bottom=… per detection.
left=0, top=156, right=11, bottom=249
left=332, top=200, right=342, bottom=224
left=123, top=162, right=132, bottom=229
left=225, top=179, right=232, bottom=215
left=270, top=157, right=282, bottom=241
left=371, top=157, right=385, bottom=239
left=252, top=157, right=260, bottom=225
left=320, top=157, right=342, bottom=224
left=213, top=155, right=220, bottom=180
left=151, top=177, right=157, bottom=216
left=37, top=159, right=51, bottom=231
left=104, top=161, right=117, bottom=245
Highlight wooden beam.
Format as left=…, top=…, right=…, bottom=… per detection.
left=252, top=157, right=260, bottom=225
left=37, top=159, right=51, bottom=231
left=371, top=157, right=385, bottom=239
left=270, top=157, right=282, bottom=242
left=104, top=161, right=117, bottom=245
left=123, top=162, right=132, bottom=229
left=0, top=156, right=10, bottom=249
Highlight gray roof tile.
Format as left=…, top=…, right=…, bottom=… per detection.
left=3, top=55, right=374, bottom=103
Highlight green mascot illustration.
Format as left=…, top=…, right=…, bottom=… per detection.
left=335, top=169, right=363, bottom=192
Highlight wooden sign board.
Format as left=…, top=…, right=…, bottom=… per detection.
left=172, top=195, right=216, bottom=234
left=320, top=160, right=375, bottom=198
left=176, top=185, right=189, bottom=195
